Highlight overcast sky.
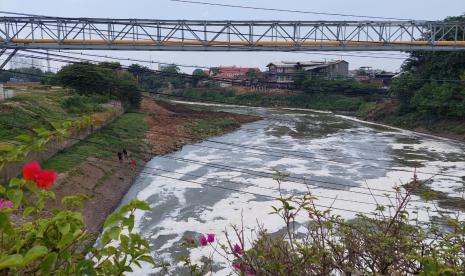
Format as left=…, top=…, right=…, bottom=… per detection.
left=1, top=0, right=464, bottom=73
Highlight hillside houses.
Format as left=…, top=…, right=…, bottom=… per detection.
left=266, top=60, right=349, bottom=86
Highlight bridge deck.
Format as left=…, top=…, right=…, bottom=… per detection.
left=1, top=17, right=465, bottom=51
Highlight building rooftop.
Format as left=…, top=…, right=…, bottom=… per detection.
left=267, top=60, right=347, bottom=68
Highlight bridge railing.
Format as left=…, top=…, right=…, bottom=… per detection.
left=1, top=17, right=464, bottom=51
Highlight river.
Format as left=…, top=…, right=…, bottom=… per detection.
left=120, top=101, right=465, bottom=275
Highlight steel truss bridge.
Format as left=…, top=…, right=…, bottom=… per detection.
left=1, top=17, right=465, bottom=52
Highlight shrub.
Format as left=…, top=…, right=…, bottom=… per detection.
left=61, top=95, right=108, bottom=114
left=182, top=175, right=465, bottom=275
left=56, top=63, right=142, bottom=109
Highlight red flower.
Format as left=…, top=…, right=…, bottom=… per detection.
left=207, top=233, right=215, bottom=243
left=22, top=162, right=41, bottom=181
left=34, top=170, right=58, bottom=189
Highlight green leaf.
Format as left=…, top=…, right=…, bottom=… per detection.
left=124, top=214, right=135, bottom=233
left=22, top=245, right=48, bottom=266
left=103, top=211, right=122, bottom=229
left=58, top=223, right=71, bottom=235
left=0, top=212, right=13, bottom=235
left=23, top=207, right=35, bottom=216
left=57, top=233, right=74, bottom=249
left=0, top=254, right=24, bottom=270
left=107, top=226, right=121, bottom=240
left=131, top=200, right=151, bottom=211
left=8, top=178, right=22, bottom=188
left=7, top=189, right=23, bottom=207
left=138, top=255, right=156, bottom=266
left=40, top=252, right=58, bottom=275
left=15, top=134, right=33, bottom=142
left=120, top=235, right=129, bottom=249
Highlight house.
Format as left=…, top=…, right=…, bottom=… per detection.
left=208, top=66, right=261, bottom=87
left=266, top=60, right=349, bottom=85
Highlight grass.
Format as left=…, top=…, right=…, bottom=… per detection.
left=0, top=87, right=113, bottom=141
left=186, top=118, right=237, bottom=139
left=176, top=88, right=372, bottom=113
left=42, top=112, right=147, bottom=173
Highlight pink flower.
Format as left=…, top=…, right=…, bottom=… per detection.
left=22, top=162, right=41, bottom=181
left=0, top=199, right=13, bottom=209
left=207, top=233, right=215, bottom=243
left=199, top=234, right=208, bottom=246
left=232, top=262, right=241, bottom=270
left=233, top=244, right=244, bottom=255
left=244, top=268, right=256, bottom=276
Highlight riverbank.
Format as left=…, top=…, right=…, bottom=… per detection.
left=362, top=100, right=465, bottom=142
left=45, top=97, right=261, bottom=232
left=169, top=88, right=465, bottom=142
left=174, top=88, right=373, bottom=113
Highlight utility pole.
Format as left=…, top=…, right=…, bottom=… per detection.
left=46, top=50, right=51, bottom=72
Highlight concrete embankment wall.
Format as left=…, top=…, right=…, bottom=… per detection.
left=0, top=102, right=124, bottom=184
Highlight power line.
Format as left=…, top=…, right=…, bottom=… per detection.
left=0, top=120, right=408, bottom=197
left=169, top=0, right=415, bottom=21
left=77, top=155, right=458, bottom=223
left=83, top=161, right=460, bottom=237
left=0, top=113, right=460, bottom=221
left=1, top=19, right=418, bottom=63
left=2, top=119, right=462, bottom=199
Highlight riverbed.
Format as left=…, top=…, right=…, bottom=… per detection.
left=120, top=101, right=465, bottom=275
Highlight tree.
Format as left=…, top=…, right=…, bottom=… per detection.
left=192, top=69, right=208, bottom=87
left=97, top=61, right=122, bottom=70
left=127, top=63, right=150, bottom=84
left=56, top=63, right=142, bottom=108
left=210, top=67, right=220, bottom=76
left=8, top=67, right=46, bottom=82
left=0, top=70, right=12, bottom=82
left=160, top=65, right=185, bottom=89
left=356, top=68, right=368, bottom=76
left=56, top=63, right=111, bottom=95
left=293, top=69, right=307, bottom=89
left=390, top=15, right=465, bottom=117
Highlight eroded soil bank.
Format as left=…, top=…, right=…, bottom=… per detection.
left=50, top=97, right=261, bottom=232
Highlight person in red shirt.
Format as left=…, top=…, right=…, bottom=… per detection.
left=129, top=159, right=137, bottom=170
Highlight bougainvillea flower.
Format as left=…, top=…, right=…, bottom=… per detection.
left=0, top=199, right=13, bottom=209
left=207, top=233, right=215, bottom=243
left=22, top=162, right=41, bottom=181
left=34, top=169, right=58, bottom=189
left=232, top=262, right=241, bottom=270
left=244, top=268, right=256, bottom=276
left=199, top=234, right=208, bottom=246
left=234, top=244, right=244, bottom=255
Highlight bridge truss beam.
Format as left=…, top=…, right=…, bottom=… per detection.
left=0, top=17, right=465, bottom=51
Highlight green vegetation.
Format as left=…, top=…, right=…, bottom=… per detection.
left=404, top=179, right=465, bottom=211
left=127, top=64, right=186, bottom=91
left=0, top=67, right=49, bottom=83
left=191, top=68, right=208, bottom=88
left=183, top=176, right=465, bottom=275
left=175, top=88, right=370, bottom=112
left=42, top=112, right=147, bottom=173
left=366, top=15, right=465, bottom=135
left=56, top=62, right=142, bottom=109
left=301, top=78, right=382, bottom=93
left=0, top=88, right=113, bottom=142
left=186, top=118, right=237, bottom=139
